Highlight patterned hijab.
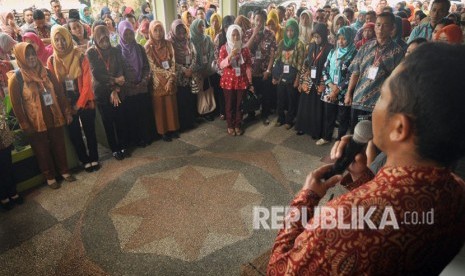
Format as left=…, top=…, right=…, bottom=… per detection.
left=299, top=10, right=313, bottom=44
left=146, top=21, right=171, bottom=66
left=283, top=18, right=299, bottom=49
left=50, top=26, right=83, bottom=82
left=0, top=33, right=17, bottom=60
left=118, top=20, right=143, bottom=80
left=168, top=19, right=190, bottom=64
left=93, top=25, right=111, bottom=55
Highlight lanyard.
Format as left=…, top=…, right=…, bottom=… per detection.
left=96, top=48, right=110, bottom=71
left=373, top=46, right=383, bottom=66
left=312, top=45, right=327, bottom=66
left=63, top=54, right=76, bottom=76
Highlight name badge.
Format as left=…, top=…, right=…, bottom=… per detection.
left=333, top=74, right=339, bottom=84
left=185, top=56, right=191, bottom=65
left=283, top=65, right=290, bottom=74
left=65, top=77, right=75, bottom=92
left=368, top=66, right=379, bottom=80
left=42, top=89, right=54, bottom=106
left=2, top=86, right=8, bottom=97
left=202, top=55, right=208, bottom=64
left=235, top=67, right=241, bottom=76
left=256, top=50, right=262, bottom=59
left=311, top=66, right=317, bottom=79
left=162, top=61, right=170, bottom=69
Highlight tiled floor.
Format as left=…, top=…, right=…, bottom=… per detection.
left=0, top=115, right=464, bottom=275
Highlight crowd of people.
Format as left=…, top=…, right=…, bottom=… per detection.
left=0, top=0, right=463, bottom=205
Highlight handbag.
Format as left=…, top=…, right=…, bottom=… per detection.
left=242, top=90, right=261, bottom=113
left=197, top=78, right=216, bottom=115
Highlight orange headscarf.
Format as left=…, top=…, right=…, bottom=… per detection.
left=435, top=24, right=463, bottom=45
left=13, top=42, right=48, bottom=84
left=145, top=21, right=171, bottom=67
left=50, top=26, right=83, bottom=82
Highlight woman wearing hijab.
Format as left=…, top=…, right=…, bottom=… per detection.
left=145, top=21, right=180, bottom=142
left=218, top=24, right=253, bottom=136
left=355, top=22, right=375, bottom=50
left=351, top=11, right=366, bottom=31
left=117, top=20, right=151, bottom=147
left=435, top=24, right=464, bottom=44
left=295, top=23, right=332, bottom=138
left=86, top=25, right=129, bottom=160
left=190, top=18, right=216, bottom=121
left=22, top=32, right=53, bottom=65
left=102, top=14, right=119, bottom=47
left=267, top=9, right=284, bottom=44
left=9, top=42, right=75, bottom=189
left=317, top=26, right=357, bottom=146
left=272, top=18, right=306, bottom=129
left=234, top=15, right=252, bottom=34
left=169, top=19, right=197, bottom=131
left=214, top=15, right=235, bottom=121
left=0, top=12, right=21, bottom=41
left=182, top=11, right=194, bottom=30
left=299, top=10, right=314, bottom=45
left=136, top=20, right=150, bottom=46
left=329, top=14, right=350, bottom=45
left=79, top=4, right=94, bottom=26
left=100, top=6, right=111, bottom=20
left=205, top=13, right=222, bottom=41
left=393, top=16, right=407, bottom=50
left=141, top=2, right=154, bottom=21
left=48, top=26, right=99, bottom=172
left=0, top=34, right=16, bottom=98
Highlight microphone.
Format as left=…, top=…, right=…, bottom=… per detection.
left=323, top=120, right=373, bottom=180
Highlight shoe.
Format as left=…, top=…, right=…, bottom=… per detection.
left=171, top=132, right=180, bottom=139
left=227, top=128, right=236, bottom=136
left=316, top=138, right=330, bottom=146
left=120, top=149, right=130, bottom=158
left=296, top=131, right=304, bottom=136
left=84, top=163, right=93, bottom=173
left=235, top=127, right=244, bottom=136
left=275, top=121, right=283, bottom=127
left=262, top=118, right=270, bottom=126
left=48, top=181, right=61, bottom=189
left=10, top=194, right=24, bottom=205
left=63, top=175, right=77, bottom=182
left=91, top=162, right=101, bottom=171
left=113, top=151, right=124, bottom=160
left=219, top=114, right=225, bottom=120
left=284, top=124, right=293, bottom=130
left=0, top=199, right=14, bottom=211
left=162, top=134, right=172, bottom=142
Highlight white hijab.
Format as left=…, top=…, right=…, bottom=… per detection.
left=299, top=10, right=314, bottom=45
left=225, top=24, right=244, bottom=65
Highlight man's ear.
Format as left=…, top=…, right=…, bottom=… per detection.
left=389, top=114, right=413, bottom=142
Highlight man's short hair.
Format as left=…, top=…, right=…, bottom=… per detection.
left=277, top=6, right=286, bottom=14
left=331, top=7, right=340, bottom=14
left=407, top=37, right=427, bottom=46
left=432, top=0, right=451, bottom=12
left=377, top=11, right=395, bottom=25
left=23, top=8, right=33, bottom=14
left=388, top=43, right=465, bottom=166
left=323, top=4, right=331, bottom=9
left=383, top=6, right=394, bottom=13
left=33, top=9, right=45, bottom=20
left=316, top=9, right=325, bottom=14
left=437, top=17, right=454, bottom=26
left=50, top=0, right=59, bottom=5
left=254, top=8, right=267, bottom=21
left=343, top=8, right=355, bottom=17
left=197, top=7, right=205, bottom=12
left=41, top=8, right=51, bottom=14
left=296, top=7, right=307, bottom=18
left=415, top=10, right=427, bottom=20
left=366, top=11, right=377, bottom=18
left=124, top=13, right=136, bottom=20
left=68, top=9, right=80, bottom=20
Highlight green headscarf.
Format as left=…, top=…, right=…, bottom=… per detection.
left=283, top=18, right=299, bottom=49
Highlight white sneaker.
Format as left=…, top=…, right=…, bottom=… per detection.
left=316, top=138, right=330, bottom=146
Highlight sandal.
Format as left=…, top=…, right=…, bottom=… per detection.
left=235, top=128, right=244, bottom=136
left=227, top=128, right=236, bottom=136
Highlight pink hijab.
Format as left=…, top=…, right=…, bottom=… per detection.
left=22, top=32, right=53, bottom=65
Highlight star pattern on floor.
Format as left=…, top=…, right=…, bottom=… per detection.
left=111, top=165, right=263, bottom=261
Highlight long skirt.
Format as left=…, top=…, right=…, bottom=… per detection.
left=153, top=93, right=180, bottom=135
left=295, top=86, right=324, bottom=139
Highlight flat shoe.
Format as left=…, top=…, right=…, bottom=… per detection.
left=235, top=128, right=244, bottom=136
left=48, top=181, right=61, bottom=189
left=63, top=175, right=77, bottom=182
left=10, top=195, right=24, bottom=205
left=227, top=128, right=236, bottom=136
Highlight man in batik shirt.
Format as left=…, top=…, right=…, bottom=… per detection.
left=243, top=9, right=277, bottom=125
left=268, top=43, right=465, bottom=275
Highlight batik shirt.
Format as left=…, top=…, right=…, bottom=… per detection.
left=268, top=166, right=465, bottom=275
left=348, top=39, right=404, bottom=112
left=243, top=28, right=277, bottom=77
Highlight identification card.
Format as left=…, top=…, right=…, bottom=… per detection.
left=65, top=77, right=74, bottom=92
left=283, top=65, right=290, bottom=74
left=185, top=56, right=191, bottom=65
left=256, top=50, right=262, bottom=59
left=162, top=61, right=170, bottom=69
left=368, top=66, right=379, bottom=80
left=333, top=74, right=339, bottom=84
left=235, top=67, right=241, bottom=76
left=202, top=55, right=208, bottom=64
left=2, top=86, right=8, bottom=96
left=311, top=66, right=317, bottom=79
left=42, top=90, right=53, bottom=106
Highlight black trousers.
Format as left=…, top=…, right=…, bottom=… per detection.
left=323, top=103, right=351, bottom=141
left=350, top=108, right=372, bottom=133
left=250, top=76, right=272, bottom=118
left=125, top=93, right=152, bottom=145
left=277, top=82, right=300, bottom=125
left=211, top=73, right=224, bottom=116
left=98, top=103, right=129, bottom=153
left=0, top=145, right=16, bottom=200
left=68, top=108, right=98, bottom=164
